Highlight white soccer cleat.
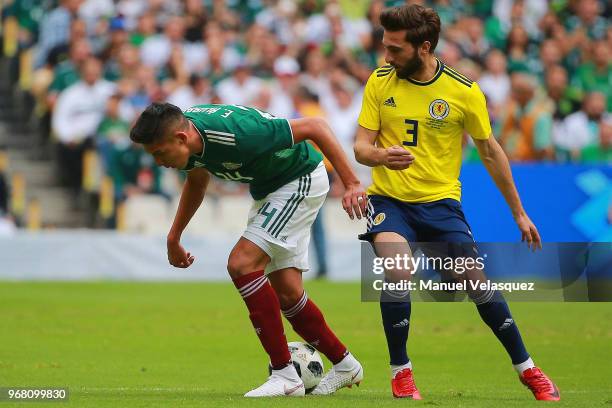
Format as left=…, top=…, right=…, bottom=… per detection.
left=244, top=364, right=305, bottom=397
left=311, top=353, right=364, bottom=395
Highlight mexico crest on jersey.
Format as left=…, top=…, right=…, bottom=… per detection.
left=429, top=99, right=450, bottom=120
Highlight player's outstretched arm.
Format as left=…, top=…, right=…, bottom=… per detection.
left=167, top=168, right=211, bottom=268
left=473, top=136, right=542, bottom=250
left=289, top=117, right=367, bottom=220
left=354, top=125, right=414, bottom=170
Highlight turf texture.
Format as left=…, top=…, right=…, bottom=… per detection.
left=0, top=281, right=610, bottom=407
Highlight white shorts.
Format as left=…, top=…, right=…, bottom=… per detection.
left=243, top=162, right=329, bottom=275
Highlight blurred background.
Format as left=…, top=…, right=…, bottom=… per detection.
left=0, top=0, right=610, bottom=280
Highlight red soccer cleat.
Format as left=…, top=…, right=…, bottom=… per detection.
left=520, top=367, right=560, bottom=401
left=392, top=368, right=422, bottom=399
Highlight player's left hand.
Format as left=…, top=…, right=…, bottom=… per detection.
left=167, top=239, right=196, bottom=268
left=515, top=213, right=542, bottom=251
left=342, top=182, right=368, bottom=220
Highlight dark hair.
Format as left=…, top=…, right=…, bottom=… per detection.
left=380, top=5, right=441, bottom=52
left=130, top=102, right=186, bottom=145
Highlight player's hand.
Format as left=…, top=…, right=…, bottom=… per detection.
left=167, top=238, right=195, bottom=268
left=342, top=182, right=368, bottom=220
left=383, top=145, right=414, bottom=170
left=515, top=213, right=542, bottom=251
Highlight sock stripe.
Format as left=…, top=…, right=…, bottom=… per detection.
left=241, top=278, right=267, bottom=298
left=283, top=292, right=308, bottom=318
left=237, top=275, right=266, bottom=295
left=239, top=276, right=268, bottom=298
left=472, top=288, right=495, bottom=305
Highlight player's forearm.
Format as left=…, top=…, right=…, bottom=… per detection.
left=354, top=140, right=385, bottom=167
left=168, top=174, right=209, bottom=242
left=309, top=118, right=361, bottom=187
left=480, top=141, right=526, bottom=218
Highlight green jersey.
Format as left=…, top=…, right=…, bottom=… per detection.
left=182, top=104, right=323, bottom=200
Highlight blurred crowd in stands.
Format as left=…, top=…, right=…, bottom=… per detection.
left=1, top=0, right=610, bottom=216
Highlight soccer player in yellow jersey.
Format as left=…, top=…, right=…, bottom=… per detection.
left=354, top=5, right=559, bottom=401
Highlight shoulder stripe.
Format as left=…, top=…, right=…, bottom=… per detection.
left=206, top=134, right=235, bottom=142
left=205, top=129, right=236, bottom=145
left=375, top=65, right=394, bottom=76
left=444, top=66, right=473, bottom=84
left=443, top=70, right=472, bottom=87
left=207, top=139, right=235, bottom=146
left=206, top=135, right=235, bottom=143
left=205, top=130, right=235, bottom=139
left=376, top=68, right=395, bottom=77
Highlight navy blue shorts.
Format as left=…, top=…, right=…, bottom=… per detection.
left=359, top=195, right=475, bottom=243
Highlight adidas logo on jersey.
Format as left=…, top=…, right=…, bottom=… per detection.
left=383, top=97, right=397, bottom=107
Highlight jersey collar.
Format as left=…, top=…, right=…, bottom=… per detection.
left=181, top=120, right=207, bottom=172
left=405, top=58, right=444, bottom=86
left=191, top=119, right=206, bottom=160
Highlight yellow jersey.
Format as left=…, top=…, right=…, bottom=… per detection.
left=358, top=59, right=492, bottom=203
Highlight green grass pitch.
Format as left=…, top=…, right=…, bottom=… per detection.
left=0, top=281, right=610, bottom=407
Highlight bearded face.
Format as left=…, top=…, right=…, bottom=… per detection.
left=393, top=48, right=424, bottom=79
left=382, top=30, right=427, bottom=80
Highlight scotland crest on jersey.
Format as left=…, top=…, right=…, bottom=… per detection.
left=429, top=99, right=450, bottom=120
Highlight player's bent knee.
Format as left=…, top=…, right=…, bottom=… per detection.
left=227, top=253, right=265, bottom=279
left=227, top=238, right=270, bottom=278
left=275, top=288, right=303, bottom=310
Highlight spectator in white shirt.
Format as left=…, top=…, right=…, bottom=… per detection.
left=140, top=15, right=185, bottom=69
left=266, top=56, right=300, bottom=119
left=168, top=74, right=211, bottom=111
left=52, top=58, right=115, bottom=193
left=557, top=92, right=611, bottom=162
left=321, top=75, right=370, bottom=186
left=299, top=47, right=332, bottom=102
left=479, top=50, right=511, bottom=118
left=215, top=61, right=264, bottom=106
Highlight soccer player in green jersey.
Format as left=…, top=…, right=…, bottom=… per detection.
left=130, top=102, right=366, bottom=397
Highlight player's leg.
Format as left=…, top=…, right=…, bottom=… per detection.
left=227, top=238, right=304, bottom=397
left=359, top=195, right=421, bottom=399
left=260, top=163, right=362, bottom=395
left=372, top=232, right=421, bottom=399
left=267, top=267, right=362, bottom=394
left=468, top=278, right=559, bottom=400
left=420, top=199, right=559, bottom=401
left=268, top=267, right=348, bottom=364
left=236, top=163, right=333, bottom=396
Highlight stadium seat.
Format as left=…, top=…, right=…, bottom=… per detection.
left=123, top=195, right=171, bottom=234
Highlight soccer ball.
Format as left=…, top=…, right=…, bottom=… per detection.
left=269, top=341, right=324, bottom=393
